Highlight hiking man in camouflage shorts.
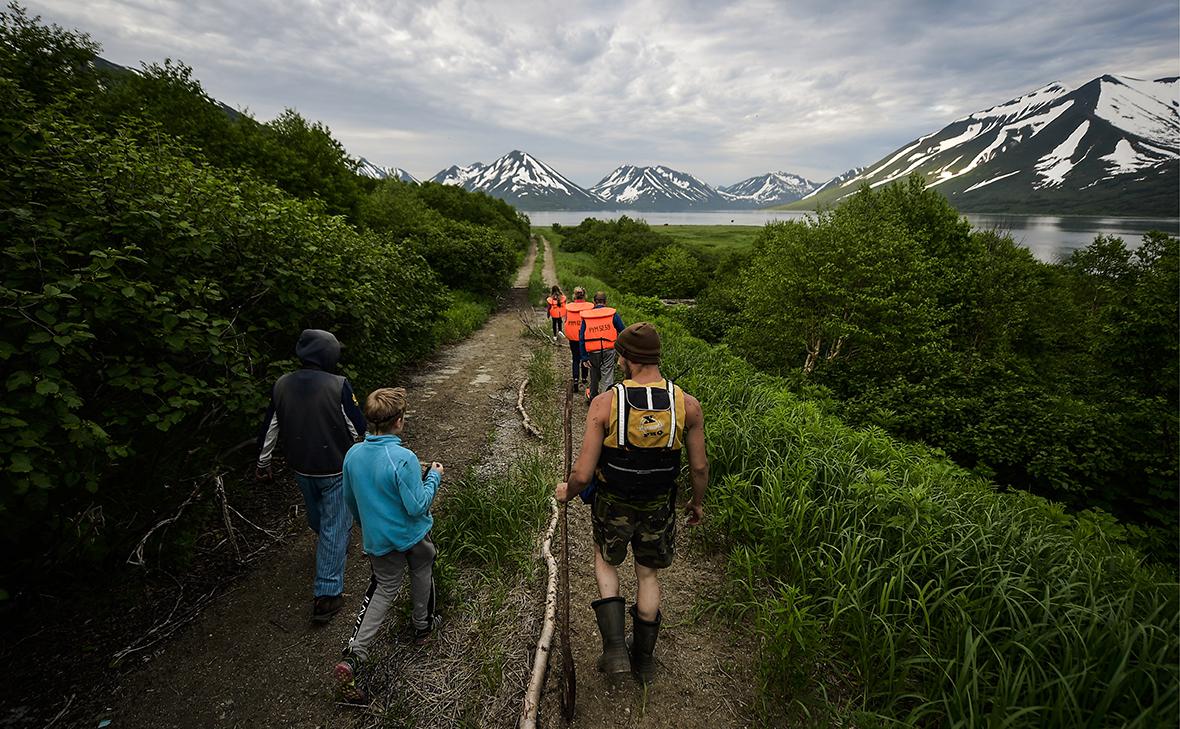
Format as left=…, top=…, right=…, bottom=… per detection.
left=555, top=322, right=709, bottom=685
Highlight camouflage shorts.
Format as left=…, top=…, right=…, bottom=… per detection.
left=591, top=491, right=676, bottom=569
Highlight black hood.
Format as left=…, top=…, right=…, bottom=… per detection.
left=295, top=329, right=341, bottom=371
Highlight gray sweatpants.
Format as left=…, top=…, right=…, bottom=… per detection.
left=588, top=349, right=616, bottom=397
left=345, top=536, right=436, bottom=662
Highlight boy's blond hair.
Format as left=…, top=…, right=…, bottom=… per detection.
left=366, top=387, right=407, bottom=432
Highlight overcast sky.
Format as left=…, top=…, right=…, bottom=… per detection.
left=25, top=0, right=1180, bottom=187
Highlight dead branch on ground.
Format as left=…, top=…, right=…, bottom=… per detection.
left=517, top=379, right=543, bottom=439
left=520, top=497, right=559, bottom=729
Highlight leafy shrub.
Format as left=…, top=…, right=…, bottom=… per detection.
left=620, top=245, right=707, bottom=298
left=404, top=218, right=519, bottom=295
left=690, top=179, right=1177, bottom=554
left=0, top=92, right=442, bottom=583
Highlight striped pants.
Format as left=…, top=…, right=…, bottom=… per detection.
left=345, top=537, right=437, bottom=662
left=294, top=473, right=353, bottom=598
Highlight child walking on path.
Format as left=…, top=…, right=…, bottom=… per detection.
left=333, top=387, right=444, bottom=703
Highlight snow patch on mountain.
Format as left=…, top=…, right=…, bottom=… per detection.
left=1034, top=121, right=1091, bottom=188
left=430, top=151, right=601, bottom=208
left=963, top=170, right=1020, bottom=193
left=1094, top=75, right=1180, bottom=147
left=800, top=73, right=1179, bottom=214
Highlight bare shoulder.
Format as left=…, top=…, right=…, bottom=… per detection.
left=587, top=391, right=613, bottom=426
left=681, top=391, right=703, bottom=425
left=590, top=390, right=614, bottom=416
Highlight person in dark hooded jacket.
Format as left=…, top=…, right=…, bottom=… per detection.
left=257, top=329, right=367, bottom=622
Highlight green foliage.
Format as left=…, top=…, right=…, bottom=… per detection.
left=554, top=264, right=1179, bottom=727
left=0, top=2, right=99, bottom=105
left=620, top=245, right=707, bottom=298
left=0, top=5, right=527, bottom=588
left=687, top=177, right=1177, bottom=555
left=413, top=181, right=530, bottom=245
left=431, top=451, right=552, bottom=576
left=403, top=218, right=518, bottom=295
left=527, top=237, right=546, bottom=304
left=0, top=105, right=443, bottom=569
left=553, top=216, right=713, bottom=296
left=432, top=290, right=495, bottom=346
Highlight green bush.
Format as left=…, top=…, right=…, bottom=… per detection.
left=0, top=106, right=445, bottom=574
left=0, top=5, right=532, bottom=592
left=690, top=179, right=1178, bottom=554
left=433, top=290, right=495, bottom=345
left=620, top=245, right=707, bottom=298
left=404, top=218, right=518, bottom=295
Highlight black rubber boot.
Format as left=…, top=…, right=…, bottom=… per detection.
left=629, top=604, right=661, bottom=685
left=592, top=597, right=630, bottom=680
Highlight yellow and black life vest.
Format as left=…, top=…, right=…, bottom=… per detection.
left=581, top=307, right=618, bottom=352
left=595, top=379, right=686, bottom=499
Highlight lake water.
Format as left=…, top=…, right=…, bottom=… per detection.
left=526, top=210, right=1180, bottom=263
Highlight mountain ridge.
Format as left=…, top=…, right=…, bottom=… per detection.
left=786, top=74, right=1179, bottom=216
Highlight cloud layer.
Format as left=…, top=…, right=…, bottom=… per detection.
left=27, top=0, right=1180, bottom=186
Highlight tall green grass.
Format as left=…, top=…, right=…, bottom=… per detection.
left=527, top=236, right=547, bottom=303
left=432, top=450, right=551, bottom=583
left=554, top=250, right=1179, bottom=727
left=433, top=290, right=495, bottom=345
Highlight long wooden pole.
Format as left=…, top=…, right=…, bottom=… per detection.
left=559, top=384, right=577, bottom=722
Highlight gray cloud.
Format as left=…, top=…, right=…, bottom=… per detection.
left=25, top=0, right=1180, bottom=186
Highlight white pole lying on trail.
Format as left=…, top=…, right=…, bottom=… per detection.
left=521, top=497, right=560, bottom=729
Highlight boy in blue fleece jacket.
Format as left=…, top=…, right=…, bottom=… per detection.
left=333, top=387, right=443, bottom=703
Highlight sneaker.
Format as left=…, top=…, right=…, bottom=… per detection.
left=312, top=594, right=344, bottom=623
left=414, top=613, right=443, bottom=646
left=332, top=656, right=367, bottom=704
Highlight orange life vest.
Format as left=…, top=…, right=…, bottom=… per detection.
left=546, top=294, right=566, bottom=318
left=581, top=307, right=618, bottom=352
left=564, top=301, right=593, bottom=340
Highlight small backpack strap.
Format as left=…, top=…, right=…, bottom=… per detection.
left=614, top=383, right=628, bottom=448
left=665, top=380, right=677, bottom=449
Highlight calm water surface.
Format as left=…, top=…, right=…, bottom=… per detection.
left=527, top=210, right=1180, bottom=263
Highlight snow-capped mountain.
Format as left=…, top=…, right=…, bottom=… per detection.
left=357, top=157, right=419, bottom=183
left=591, top=165, right=725, bottom=210
left=429, top=151, right=601, bottom=210
left=802, top=167, right=866, bottom=200
left=429, top=162, right=486, bottom=187
left=796, top=75, right=1179, bottom=216
left=719, top=171, right=819, bottom=207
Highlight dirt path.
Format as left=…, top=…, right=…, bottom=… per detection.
left=516, top=236, right=539, bottom=287
left=103, top=252, right=545, bottom=729
left=541, top=236, right=558, bottom=287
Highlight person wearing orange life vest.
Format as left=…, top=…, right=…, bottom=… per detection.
left=564, top=287, right=594, bottom=393
left=579, top=291, right=624, bottom=402
left=555, top=322, right=709, bottom=686
left=545, top=285, right=567, bottom=342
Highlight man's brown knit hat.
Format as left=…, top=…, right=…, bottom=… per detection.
left=614, top=322, right=661, bottom=364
